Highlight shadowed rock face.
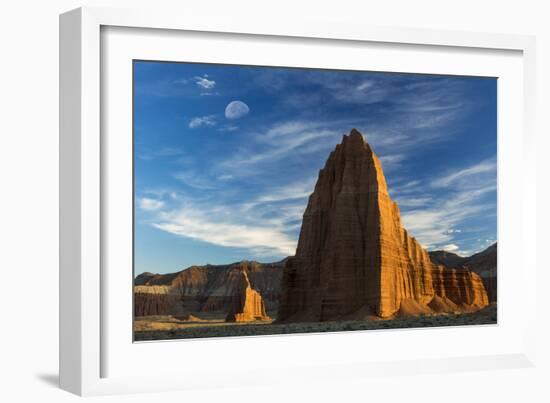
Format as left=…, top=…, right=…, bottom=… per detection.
left=277, top=129, right=489, bottom=322
left=226, top=271, right=271, bottom=322
left=134, top=285, right=183, bottom=316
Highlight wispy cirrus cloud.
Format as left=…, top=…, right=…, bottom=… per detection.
left=219, top=121, right=337, bottom=170
left=146, top=182, right=308, bottom=257
left=242, top=179, right=315, bottom=210
left=378, top=154, right=406, bottom=171
left=431, top=158, right=496, bottom=188
left=153, top=209, right=297, bottom=256
left=397, top=157, right=497, bottom=255
left=401, top=187, right=495, bottom=251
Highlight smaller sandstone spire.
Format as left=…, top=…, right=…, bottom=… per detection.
left=226, top=270, right=271, bottom=322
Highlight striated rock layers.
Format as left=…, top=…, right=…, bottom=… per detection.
left=430, top=243, right=497, bottom=302
left=134, top=285, right=183, bottom=316
left=277, top=129, right=489, bottom=322
left=431, top=266, right=489, bottom=308
left=226, top=270, right=271, bottom=322
left=134, top=260, right=282, bottom=317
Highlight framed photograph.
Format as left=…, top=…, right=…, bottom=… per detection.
left=132, top=60, right=499, bottom=342
left=60, top=7, right=537, bottom=396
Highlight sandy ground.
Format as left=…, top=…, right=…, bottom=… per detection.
left=134, top=305, right=497, bottom=341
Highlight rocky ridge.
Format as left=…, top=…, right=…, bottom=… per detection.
left=134, top=260, right=283, bottom=317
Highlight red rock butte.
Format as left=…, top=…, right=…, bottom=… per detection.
left=277, top=129, right=488, bottom=322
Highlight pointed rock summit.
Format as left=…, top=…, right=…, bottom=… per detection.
left=226, top=270, right=272, bottom=322
left=277, top=129, right=488, bottom=322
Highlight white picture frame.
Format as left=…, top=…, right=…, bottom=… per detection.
left=60, top=6, right=537, bottom=396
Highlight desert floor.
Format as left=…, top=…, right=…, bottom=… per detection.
left=134, top=304, right=497, bottom=341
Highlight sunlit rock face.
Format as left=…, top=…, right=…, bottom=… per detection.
left=226, top=270, right=271, bottom=322
left=429, top=243, right=497, bottom=303
left=431, top=266, right=489, bottom=308
left=277, top=129, right=489, bottom=322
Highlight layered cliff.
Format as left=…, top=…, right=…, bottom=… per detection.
left=134, top=285, right=183, bottom=316
left=431, top=266, right=489, bottom=308
left=226, top=271, right=271, bottom=322
left=134, top=260, right=283, bottom=317
left=277, top=129, right=489, bottom=322
left=429, top=244, right=497, bottom=302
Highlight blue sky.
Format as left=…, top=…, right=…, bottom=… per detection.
left=134, top=61, right=497, bottom=274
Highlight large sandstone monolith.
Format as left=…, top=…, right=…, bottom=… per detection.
left=277, top=129, right=489, bottom=322
left=226, top=271, right=271, bottom=322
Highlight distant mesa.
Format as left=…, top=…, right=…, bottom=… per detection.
left=134, top=272, right=159, bottom=286
left=134, top=260, right=283, bottom=318
left=276, top=128, right=489, bottom=322
left=226, top=270, right=271, bottom=322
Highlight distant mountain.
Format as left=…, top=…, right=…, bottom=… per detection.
left=429, top=243, right=497, bottom=302
left=428, top=250, right=467, bottom=267
left=134, top=260, right=285, bottom=316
